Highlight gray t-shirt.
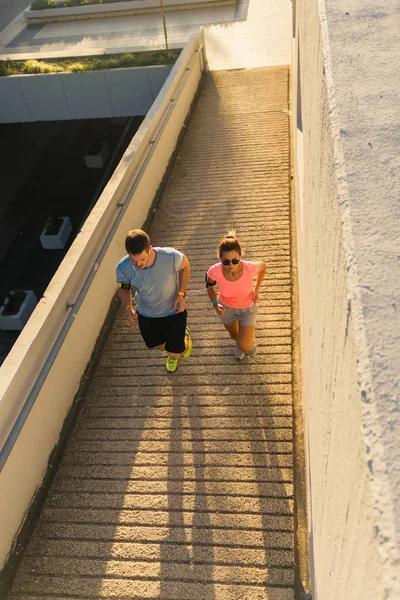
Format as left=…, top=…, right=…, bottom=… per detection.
left=116, top=247, right=184, bottom=318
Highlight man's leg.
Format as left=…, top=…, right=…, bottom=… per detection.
left=182, top=328, right=193, bottom=358
left=167, top=328, right=191, bottom=359
left=137, top=314, right=167, bottom=352
left=165, top=311, right=190, bottom=372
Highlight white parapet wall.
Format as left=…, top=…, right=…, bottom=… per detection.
left=0, top=29, right=206, bottom=569
left=0, top=64, right=173, bottom=124
left=292, top=0, right=400, bottom=597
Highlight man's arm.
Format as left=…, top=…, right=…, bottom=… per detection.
left=174, top=255, right=190, bottom=313
left=117, top=286, right=131, bottom=308
left=117, top=285, right=138, bottom=329
left=178, top=255, right=190, bottom=294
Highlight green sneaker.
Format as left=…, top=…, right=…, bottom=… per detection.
left=182, top=328, right=192, bottom=359
left=166, top=356, right=178, bottom=373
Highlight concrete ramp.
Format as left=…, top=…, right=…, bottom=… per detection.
left=8, top=66, right=294, bottom=599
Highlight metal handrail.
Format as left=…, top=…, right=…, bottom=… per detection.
left=0, top=41, right=204, bottom=472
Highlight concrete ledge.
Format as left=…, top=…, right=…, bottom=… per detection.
left=24, top=0, right=237, bottom=24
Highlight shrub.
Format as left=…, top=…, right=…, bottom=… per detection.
left=31, top=0, right=48, bottom=8
left=86, top=140, right=104, bottom=155
left=2, top=290, right=27, bottom=316
left=69, top=62, right=85, bottom=72
left=22, top=59, right=43, bottom=73
left=44, top=216, right=64, bottom=235
left=31, top=0, right=143, bottom=8
left=22, top=59, right=63, bottom=74
left=0, top=62, right=9, bottom=76
left=117, top=54, right=133, bottom=67
left=31, top=0, right=58, bottom=8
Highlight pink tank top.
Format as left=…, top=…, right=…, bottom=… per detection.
left=207, top=260, right=259, bottom=308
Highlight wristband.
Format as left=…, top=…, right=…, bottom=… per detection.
left=212, top=299, right=218, bottom=305
left=125, top=305, right=133, bottom=311
left=177, top=291, right=187, bottom=298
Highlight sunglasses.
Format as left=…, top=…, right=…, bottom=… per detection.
left=221, top=258, right=240, bottom=266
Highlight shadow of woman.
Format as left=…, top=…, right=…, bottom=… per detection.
left=249, top=397, right=295, bottom=589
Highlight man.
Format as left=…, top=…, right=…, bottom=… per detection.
left=116, top=229, right=192, bottom=372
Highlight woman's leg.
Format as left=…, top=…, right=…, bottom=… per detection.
left=224, top=321, right=239, bottom=341
left=237, top=325, right=255, bottom=353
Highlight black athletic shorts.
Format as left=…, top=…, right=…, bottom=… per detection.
left=137, top=310, right=187, bottom=354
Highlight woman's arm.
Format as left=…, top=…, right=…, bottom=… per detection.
left=207, top=275, right=224, bottom=316
left=252, top=261, right=266, bottom=303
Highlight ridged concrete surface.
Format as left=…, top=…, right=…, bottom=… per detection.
left=9, top=66, right=293, bottom=599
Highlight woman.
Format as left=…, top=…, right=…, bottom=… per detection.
left=206, top=230, right=266, bottom=360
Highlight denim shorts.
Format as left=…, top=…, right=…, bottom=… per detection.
left=219, top=303, right=257, bottom=327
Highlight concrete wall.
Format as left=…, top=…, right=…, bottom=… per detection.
left=0, top=30, right=205, bottom=569
left=205, top=0, right=292, bottom=70
left=292, top=0, right=400, bottom=598
left=0, top=65, right=172, bottom=124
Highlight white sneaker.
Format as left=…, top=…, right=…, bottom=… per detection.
left=234, top=344, right=245, bottom=361
left=248, top=342, right=258, bottom=357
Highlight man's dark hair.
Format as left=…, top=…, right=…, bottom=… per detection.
left=125, top=229, right=150, bottom=255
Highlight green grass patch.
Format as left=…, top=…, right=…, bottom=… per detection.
left=31, top=0, right=145, bottom=9
left=0, top=49, right=181, bottom=77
